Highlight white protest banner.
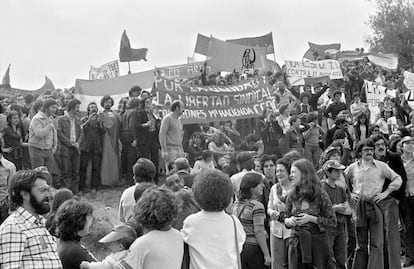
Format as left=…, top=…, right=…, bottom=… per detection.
left=404, top=71, right=414, bottom=91
left=285, top=60, right=343, bottom=86
left=364, top=80, right=397, bottom=124
left=89, top=60, right=120, bottom=80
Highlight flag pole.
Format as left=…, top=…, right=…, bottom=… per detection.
left=128, top=62, right=131, bottom=74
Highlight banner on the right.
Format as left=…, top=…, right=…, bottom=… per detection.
left=285, top=60, right=343, bottom=86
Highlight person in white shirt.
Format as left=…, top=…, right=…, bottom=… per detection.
left=119, top=187, right=183, bottom=269
left=118, top=158, right=156, bottom=223
left=191, top=150, right=215, bottom=175
left=182, top=169, right=246, bottom=269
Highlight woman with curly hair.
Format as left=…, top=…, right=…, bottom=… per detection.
left=233, top=173, right=271, bottom=269
left=100, top=95, right=120, bottom=186
left=119, top=187, right=183, bottom=269
left=56, top=199, right=96, bottom=269
left=182, top=169, right=246, bottom=269
left=282, top=159, right=336, bottom=269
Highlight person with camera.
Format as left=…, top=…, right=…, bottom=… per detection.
left=259, top=107, right=283, bottom=158
left=78, top=102, right=106, bottom=195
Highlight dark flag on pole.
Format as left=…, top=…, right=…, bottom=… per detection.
left=119, top=30, right=148, bottom=62
left=2, top=64, right=11, bottom=87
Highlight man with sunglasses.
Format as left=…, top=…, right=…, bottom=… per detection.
left=344, top=139, right=402, bottom=269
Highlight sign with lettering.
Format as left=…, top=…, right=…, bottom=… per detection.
left=157, top=62, right=211, bottom=79
left=404, top=71, right=414, bottom=91
left=285, top=59, right=343, bottom=86
left=364, top=80, right=397, bottom=124
left=154, top=76, right=277, bottom=124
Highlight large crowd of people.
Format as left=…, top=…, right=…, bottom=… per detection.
left=0, top=54, right=414, bottom=269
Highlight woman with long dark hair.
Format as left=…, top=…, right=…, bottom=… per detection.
left=56, top=199, right=96, bottom=269
left=283, top=159, right=336, bottom=269
left=1, top=111, right=27, bottom=170
left=233, top=172, right=271, bottom=269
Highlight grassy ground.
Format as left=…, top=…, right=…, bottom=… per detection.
left=79, top=186, right=123, bottom=260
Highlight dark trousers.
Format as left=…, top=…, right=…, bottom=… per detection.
left=138, top=134, right=159, bottom=184
left=288, top=230, right=331, bottom=269
left=0, top=199, right=9, bottom=225
left=352, top=200, right=384, bottom=269
left=241, top=243, right=269, bottom=269
left=61, top=148, right=80, bottom=194
left=29, top=146, right=54, bottom=183
left=346, top=215, right=356, bottom=269
left=402, top=196, right=414, bottom=263
left=79, top=151, right=101, bottom=190
left=263, top=144, right=282, bottom=159
left=121, top=134, right=138, bottom=186
left=3, top=153, right=22, bottom=170
left=328, top=223, right=346, bottom=269
left=379, top=198, right=400, bottom=269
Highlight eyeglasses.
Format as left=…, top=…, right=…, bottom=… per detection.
left=362, top=148, right=374, bottom=152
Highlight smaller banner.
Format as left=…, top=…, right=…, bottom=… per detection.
left=404, top=71, right=414, bottom=91
left=285, top=60, right=343, bottom=86
left=157, top=62, right=211, bottom=79
left=303, top=42, right=341, bottom=61
left=364, top=80, right=397, bottom=124
left=154, top=76, right=277, bottom=124
left=89, top=60, right=120, bottom=80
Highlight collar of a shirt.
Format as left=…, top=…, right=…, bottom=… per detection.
left=16, top=207, right=44, bottom=225
left=357, top=158, right=378, bottom=167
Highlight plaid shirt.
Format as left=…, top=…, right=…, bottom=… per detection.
left=0, top=207, right=63, bottom=269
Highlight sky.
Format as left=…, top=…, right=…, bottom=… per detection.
left=0, top=0, right=377, bottom=90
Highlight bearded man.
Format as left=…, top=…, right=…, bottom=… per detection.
left=0, top=169, right=62, bottom=268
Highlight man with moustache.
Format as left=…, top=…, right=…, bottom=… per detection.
left=344, top=139, right=402, bottom=269
left=371, top=134, right=406, bottom=269
left=28, top=98, right=58, bottom=177
left=0, top=169, right=62, bottom=269
left=159, top=100, right=185, bottom=171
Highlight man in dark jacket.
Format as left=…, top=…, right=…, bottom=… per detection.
left=78, top=102, right=105, bottom=194
left=120, top=98, right=140, bottom=186
left=57, top=99, right=82, bottom=193
left=258, top=109, right=283, bottom=158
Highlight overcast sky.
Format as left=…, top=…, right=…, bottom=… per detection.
left=0, top=0, right=376, bottom=90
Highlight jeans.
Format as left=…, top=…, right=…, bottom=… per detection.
left=138, top=134, right=159, bottom=184
left=289, top=230, right=331, bottom=269
left=402, top=196, right=414, bottom=263
left=61, top=148, right=80, bottom=194
left=29, top=146, right=54, bottom=183
left=270, top=235, right=288, bottom=269
left=328, top=223, right=346, bottom=269
left=346, top=215, right=356, bottom=269
left=378, top=197, right=400, bottom=269
left=79, top=151, right=101, bottom=190
left=241, top=243, right=269, bottom=269
left=352, top=199, right=384, bottom=269
left=304, top=144, right=321, bottom=169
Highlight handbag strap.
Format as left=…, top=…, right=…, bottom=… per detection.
left=231, top=215, right=242, bottom=269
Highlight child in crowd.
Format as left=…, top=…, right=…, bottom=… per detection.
left=321, top=160, right=351, bottom=269
left=80, top=224, right=137, bottom=269
left=191, top=150, right=215, bottom=174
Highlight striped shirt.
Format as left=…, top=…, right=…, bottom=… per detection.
left=232, top=199, right=266, bottom=245
left=0, top=207, right=62, bottom=269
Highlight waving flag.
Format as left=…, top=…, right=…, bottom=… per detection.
left=1, top=64, right=11, bottom=86
left=119, top=30, right=148, bottom=62
left=227, top=32, right=274, bottom=54
left=303, top=42, right=341, bottom=61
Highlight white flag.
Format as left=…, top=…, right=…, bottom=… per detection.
left=89, top=60, right=120, bottom=80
